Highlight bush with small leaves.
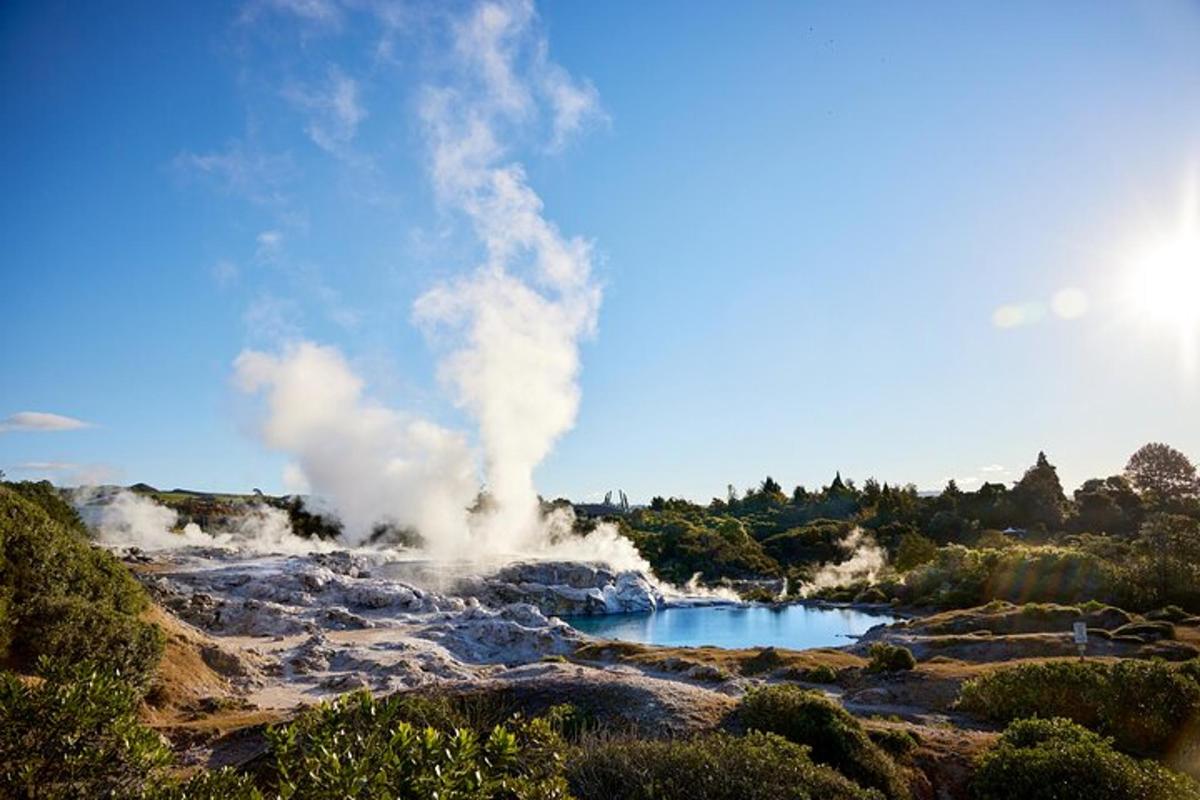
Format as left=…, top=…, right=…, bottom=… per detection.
left=738, top=685, right=910, bottom=799
left=0, top=487, right=159, bottom=683
left=146, top=768, right=262, bottom=800
left=262, top=689, right=570, bottom=800
left=25, top=597, right=163, bottom=690
left=802, top=664, right=839, bottom=684
left=867, top=643, right=916, bottom=673
left=868, top=727, right=918, bottom=760
left=958, top=659, right=1200, bottom=758
left=567, top=731, right=882, bottom=800
left=0, top=659, right=171, bottom=800
left=972, top=717, right=1200, bottom=800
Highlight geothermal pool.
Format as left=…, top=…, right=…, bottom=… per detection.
left=566, top=604, right=896, bottom=650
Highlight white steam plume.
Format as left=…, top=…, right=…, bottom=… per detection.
left=233, top=342, right=477, bottom=550
left=232, top=0, right=626, bottom=567
left=798, top=528, right=887, bottom=597
left=414, top=0, right=601, bottom=550
left=74, top=486, right=342, bottom=555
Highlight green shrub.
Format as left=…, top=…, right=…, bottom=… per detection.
left=0, top=487, right=159, bottom=682
left=802, top=664, right=840, bottom=684
left=262, top=689, right=569, bottom=799
left=741, top=646, right=787, bottom=676
left=566, top=731, right=881, bottom=800
left=738, top=685, right=909, bottom=799
left=0, top=659, right=171, bottom=800
left=3, top=481, right=86, bottom=534
left=1147, top=605, right=1190, bottom=622
left=23, top=597, right=163, bottom=690
left=146, top=768, right=261, bottom=800
left=867, top=643, right=916, bottom=673
left=894, top=533, right=937, bottom=572
left=868, top=727, right=918, bottom=759
left=902, top=545, right=1118, bottom=608
left=972, top=717, right=1200, bottom=800
left=958, top=660, right=1200, bottom=757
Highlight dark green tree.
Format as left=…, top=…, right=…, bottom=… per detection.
left=1012, top=451, right=1067, bottom=531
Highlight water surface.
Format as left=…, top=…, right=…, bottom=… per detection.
left=567, top=604, right=895, bottom=650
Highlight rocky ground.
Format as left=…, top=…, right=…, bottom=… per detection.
left=126, top=546, right=733, bottom=712
left=124, top=546, right=1200, bottom=799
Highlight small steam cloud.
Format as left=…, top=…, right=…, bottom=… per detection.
left=74, top=487, right=340, bottom=555
left=798, top=528, right=887, bottom=597
left=231, top=1, right=645, bottom=572
left=234, top=343, right=478, bottom=552
left=76, top=488, right=206, bottom=550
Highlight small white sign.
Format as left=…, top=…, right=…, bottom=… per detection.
left=1073, top=621, right=1088, bottom=645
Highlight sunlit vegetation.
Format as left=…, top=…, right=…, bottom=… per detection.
left=0, top=659, right=172, bottom=800
left=738, top=685, right=910, bottom=799
left=958, top=660, right=1200, bottom=759
left=2, top=671, right=901, bottom=800
left=972, top=717, right=1200, bottom=800
left=0, top=483, right=162, bottom=687
left=613, top=443, right=1200, bottom=615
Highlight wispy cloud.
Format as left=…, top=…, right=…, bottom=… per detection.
left=174, top=140, right=295, bottom=206
left=448, top=0, right=605, bottom=152
left=980, top=464, right=1007, bottom=473
left=243, top=293, right=303, bottom=342
left=212, top=258, right=240, bottom=288
left=240, top=0, right=342, bottom=28
left=0, top=411, right=93, bottom=433
left=16, top=461, right=79, bottom=471
left=285, top=67, right=367, bottom=157
left=256, top=229, right=285, bottom=259
left=540, top=59, right=605, bottom=151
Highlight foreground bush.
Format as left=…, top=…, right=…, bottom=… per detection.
left=973, top=717, right=1200, bottom=800
left=0, top=659, right=171, bottom=800
left=958, top=659, right=1200, bottom=757
left=567, top=731, right=882, bottom=800
left=25, top=597, right=163, bottom=689
left=738, top=685, right=909, bottom=799
left=0, top=487, right=160, bottom=683
left=260, top=690, right=570, bottom=800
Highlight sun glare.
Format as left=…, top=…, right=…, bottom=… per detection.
left=1129, top=234, right=1200, bottom=328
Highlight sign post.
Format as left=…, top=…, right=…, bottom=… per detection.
left=1072, top=621, right=1088, bottom=660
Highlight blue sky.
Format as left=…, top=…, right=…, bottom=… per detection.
left=2, top=0, right=1199, bottom=502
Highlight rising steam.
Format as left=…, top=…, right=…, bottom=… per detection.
left=232, top=1, right=641, bottom=570
left=798, top=528, right=887, bottom=597
left=75, top=487, right=336, bottom=555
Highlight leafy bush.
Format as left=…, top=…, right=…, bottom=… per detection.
left=972, top=717, right=1200, bottom=800
left=261, top=689, right=569, bottom=800
left=0, top=487, right=160, bottom=682
left=867, top=643, right=916, bottom=673
left=894, top=532, right=937, bottom=571
left=23, top=597, right=163, bottom=689
left=4, top=481, right=86, bottom=533
left=619, top=513, right=780, bottom=582
left=0, top=658, right=171, bottom=800
left=738, top=685, right=909, bottom=799
left=958, top=660, right=1200, bottom=757
left=867, top=727, right=918, bottom=759
left=802, top=664, right=839, bottom=683
left=566, top=731, right=882, bottom=800
left=902, top=544, right=1118, bottom=608
left=147, top=769, right=261, bottom=800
